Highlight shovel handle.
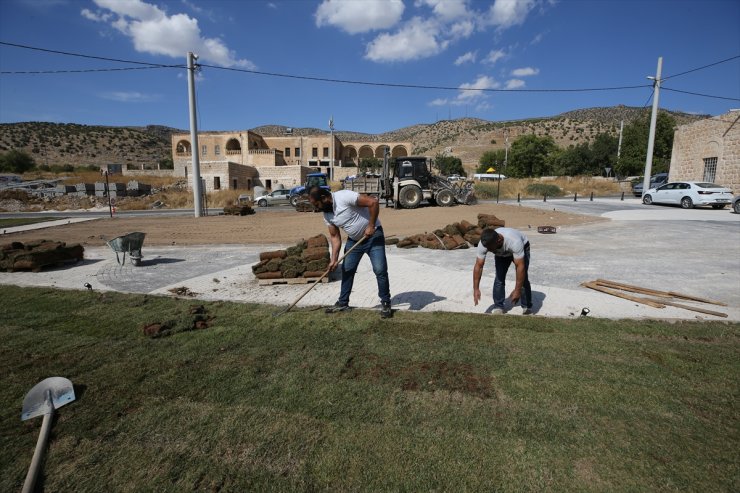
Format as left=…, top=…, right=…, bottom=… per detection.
left=22, top=392, right=54, bottom=493
left=278, top=234, right=369, bottom=315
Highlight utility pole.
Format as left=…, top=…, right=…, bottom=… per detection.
left=329, top=116, right=334, bottom=181
left=617, top=120, right=624, bottom=169
left=187, top=52, right=203, bottom=217
left=641, top=57, right=662, bottom=198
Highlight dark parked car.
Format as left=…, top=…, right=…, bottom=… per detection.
left=633, top=172, right=668, bottom=197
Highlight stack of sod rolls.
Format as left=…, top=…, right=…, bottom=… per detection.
left=252, top=234, right=330, bottom=280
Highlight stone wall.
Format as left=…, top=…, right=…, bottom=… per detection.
left=670, top=110, right=740, bottom=192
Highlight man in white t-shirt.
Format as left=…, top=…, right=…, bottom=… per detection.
left=308, top=186, right=392, bottom=318
left=472, top=227, right=532, bottom=314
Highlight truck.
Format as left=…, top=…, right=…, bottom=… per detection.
left=288, top=172, right=330, bottom=207
left=342, top=150, right=474, bottom=209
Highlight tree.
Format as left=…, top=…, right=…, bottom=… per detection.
left=434, top=154, right=465, bottom=176
left=359, top=157, right=381, bottom=174
left=507, top=135, right=557, bottom=177
left=616, top=111, right=676, bottom=176
left=0, top=150, right=36, bottom=173
left=477, top=149, right=506, bottom=173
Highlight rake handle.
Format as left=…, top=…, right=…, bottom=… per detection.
left=280, top=234, right=368, bottom=315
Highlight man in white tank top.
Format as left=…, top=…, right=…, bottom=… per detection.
left=308, top=187, right=392, bottom=318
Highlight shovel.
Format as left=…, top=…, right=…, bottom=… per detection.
left=274, top=234, right=368, bottom=317
left=21, top=377, right=76, bottom=493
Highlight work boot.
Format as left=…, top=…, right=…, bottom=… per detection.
left=325, top=302, right=351, bottom=314
left=380, top=301, right=393, bottom=319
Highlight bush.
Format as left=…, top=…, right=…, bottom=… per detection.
left=525, top=183, right=563, bottom=197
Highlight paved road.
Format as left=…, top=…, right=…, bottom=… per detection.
left=2, top=198, right=738, bottom=321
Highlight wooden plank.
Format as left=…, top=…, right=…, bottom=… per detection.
left=594, top=279, right=727, bottom=306
left=642, top=297, right=728, bottom=318
left=258, top=277, right=328, bottom=286
left=581, top=282, right=666, bottom=308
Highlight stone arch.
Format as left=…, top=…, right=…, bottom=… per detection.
left=343, top=145, right=358, bottom=165
left=358, top=145, right=374, bottom=159
left=225, top=138, right=241, bottom=154
left=391, top=145, right=408, bottom=158
left=701, top=140, right=720, bottom=158
left=176, top=140, right=191, bottom=155
left=374, top=146, right=386, bottom=158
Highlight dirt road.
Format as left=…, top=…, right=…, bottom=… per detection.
left=4, top=203, right=603, bottom=247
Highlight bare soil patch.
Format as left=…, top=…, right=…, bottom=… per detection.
left=4, top=203, right=604, bottom=247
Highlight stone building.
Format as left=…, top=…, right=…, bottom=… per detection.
left=171, top=129, right=412, bottom=193
left=669, top=109, right=740, bottom=192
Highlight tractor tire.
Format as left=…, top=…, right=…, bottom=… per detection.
left=290, top=195, right=299, bottom=207
left=436, top=189, right=454, bottom=207
left=398, top=185, right=422, bottom=209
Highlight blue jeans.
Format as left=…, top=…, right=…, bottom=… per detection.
left=493, top=243, right=531, bottom=309
left=338, top=227, right=391, bottom=305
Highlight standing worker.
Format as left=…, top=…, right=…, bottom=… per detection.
left=472, top=227, right=532, bottom=314
left=307, top=186, right=393, bottom=319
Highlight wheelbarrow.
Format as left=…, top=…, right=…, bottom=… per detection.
left=106, top=232, right=146, bottom=266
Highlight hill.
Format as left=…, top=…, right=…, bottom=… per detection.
left=0, top=106, right=708, bottom=170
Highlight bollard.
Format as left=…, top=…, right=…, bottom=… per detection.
left=574, top=192, right=578, bottom=202
left=543, top=194, right=547, bottom=202
left=621, top=191, right=625, bottom=201
left=590, top=192, right=594, bottom=201
left=517, top=193, right=520, bottom=203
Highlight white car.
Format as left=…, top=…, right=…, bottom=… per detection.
left=642, top=181, right=734, bottom=209
left=254, top=189, right=291, bottom=207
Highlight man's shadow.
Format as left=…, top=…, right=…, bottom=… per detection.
left=484, top=290, right=546, bottom=314
left=391, top=291, right=446, bottom=311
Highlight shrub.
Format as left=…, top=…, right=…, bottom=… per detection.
left=525, top=183, right=563, bottom=197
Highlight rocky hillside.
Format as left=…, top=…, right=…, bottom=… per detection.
left=0, top=122, right=182, bottom=169
left=0, top=106, right=708, bottom=170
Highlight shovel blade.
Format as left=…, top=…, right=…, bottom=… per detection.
left=22, top=377, right=75, bottom=421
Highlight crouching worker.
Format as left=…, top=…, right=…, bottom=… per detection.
left=307, top=186, right=392, bottom=319
left=472, top=227, right=532, bottom=315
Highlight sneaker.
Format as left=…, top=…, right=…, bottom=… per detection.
left=491, top=308, right=504, bottom=315
left=325, top=303, right=351, bottom=314
left=380, top=302, right=393, bottom=319
left=521, top=307, right=533, bottom=315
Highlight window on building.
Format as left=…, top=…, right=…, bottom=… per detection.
left=201, top=145, right=207, bottom=156
left=285, top=147, right=291, bottom=157
left=323, top=147, right=329, bottom=158
left=215, top=145, right=220, bottom=156
left=312, top=147, right=318, bottom=158
left=703, top=157, right=718, bottom=182
left=214, top=177, right=221, bottom=190
left=295, top=147, right=300, bottom=157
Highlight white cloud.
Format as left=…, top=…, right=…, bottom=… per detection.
left=530, top=32, right=544, bottom=44
left=511, top=67, right=539, bottom=76
left=456, top=75, right=500, bottom=103
left=429, top=98, right=449, bottom=106
left=81, top=8, right=111, bottom=22
left=315, top=0, right=404, bottom=35
left=267, top=2, right=278, bottom=9
left=488, top=0, right=536, bottom=29
left=449, top=19, right=475, bottom=39
left=365, top=17, right=441, bottom=62
left=505, top=79, right=525, bottom=89
left=416, top=0, right=470, bottom=21
left=99, top=91, right=160, bottom=103
left=83, top=0, right=254, bottom=68
left=482, top=49, right=506, bottom=65
left=454, top=51, right=477, bottom=65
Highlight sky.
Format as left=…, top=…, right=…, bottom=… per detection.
left=0, top=0, right=738, bottom=135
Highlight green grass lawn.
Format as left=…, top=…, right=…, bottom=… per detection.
left=0, top=217, right=67, bottom=228
left=1, top=286, right=738, bottom=492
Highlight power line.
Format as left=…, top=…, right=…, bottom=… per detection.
left=0, top=66, right=179, bottom=75
left=662, top=86, right=740, bottom=102
left=198, top=63, right=651, bottom=93
left=0, top=41, right=183, bottom=67
left=662, top=54, right=740, bottom=81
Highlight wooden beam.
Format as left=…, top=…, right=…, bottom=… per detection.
left=594, top=279, right=727, bottom=306
left=581, top=282, right=666, bottom=308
